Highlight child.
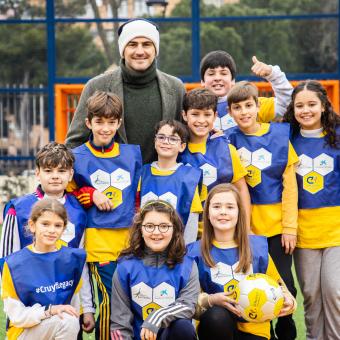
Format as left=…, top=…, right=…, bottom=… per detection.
left=200, top=51, right=293, bottom=131
left=0, top=142, right=95, bottom=333
left=110, top=200, right=199, bottom=340
left=226, top=81, right=299, bottom=340
left=283, top=80, right=340, bottom=340
left=179, top=88, right=251, bottom=230
left=139, top=119, right=203, bottom=244
left=71, top=90, right=142, bottom=340
left=0, top=142, right=87, bottom=254
left=188, top=184, right=296, bottom=340
left=1, top=199, right=86, bottom=340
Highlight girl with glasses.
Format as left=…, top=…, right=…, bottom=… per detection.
left=110, top=200, right=199, bottom=340
left=139, top=119, right=203, bottom=244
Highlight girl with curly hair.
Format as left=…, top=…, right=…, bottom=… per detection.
left=110, top=200, right=199, bottom=340
left=283, top=80, right=340, bottom=340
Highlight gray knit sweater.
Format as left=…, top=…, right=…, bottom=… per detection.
left=65, top=60, right=185, bottom=163
left=110, top=249, right=199, bottom=339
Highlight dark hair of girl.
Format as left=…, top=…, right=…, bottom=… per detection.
left=283, top=80, right=340, bottom=148
left=119, top=200, right=186, bottom=268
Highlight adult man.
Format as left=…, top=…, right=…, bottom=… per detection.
left=66, top=18, right=185, bottom=163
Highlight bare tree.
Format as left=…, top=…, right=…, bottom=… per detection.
left=89, top=0, right=124, bottom=66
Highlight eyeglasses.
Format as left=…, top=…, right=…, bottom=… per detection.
left=155, top=134, right=181, bottom=145
left=142, top=223, right=173, bottom=233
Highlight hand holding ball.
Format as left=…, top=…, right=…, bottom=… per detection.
left=233, top=273, right=284, bottom=323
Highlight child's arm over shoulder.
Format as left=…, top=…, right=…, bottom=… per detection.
left=0, top=204, right=20, bottom=257
left=68, top=180, right=114, bottom=211
left=67, top=180, right=96, bottom=209
left=142, top=261, right=200, bottom=335
left=110, top=269, right=134, bottom=339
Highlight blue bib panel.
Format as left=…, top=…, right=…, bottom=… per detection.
left=214, top=101, right=237, bottom=131
left=292, top=130, right=340, bottom=209
left=117, top=255, right=194, bottom=339
left=179, top=135, right=234, bottom=191
left=140, top=164, right=202, bottom=226
left=6, top=247, right=85, bottom=306
left=187, top=235, right=268, bottom=294
left=226, top=123, right=290, bottom=204
left=12, top=194, right=86, bottom=249
left=73, top=143, right=142, bottom=229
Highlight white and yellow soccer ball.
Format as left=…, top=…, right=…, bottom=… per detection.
left=234, top=273, right=284, bottom=323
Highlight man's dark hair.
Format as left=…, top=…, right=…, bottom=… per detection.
left=200, top=50, right=237, bottom=81
left=183, top=88, right=217, bottom=113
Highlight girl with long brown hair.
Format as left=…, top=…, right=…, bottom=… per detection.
left=283, top=80, right=340, bottom=339
left=110, top=200, right=200, bottom=340
left=188, top=184, right=296, bottom=340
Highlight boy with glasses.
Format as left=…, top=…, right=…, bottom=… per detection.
left=139, top=120, right=203, bottom=244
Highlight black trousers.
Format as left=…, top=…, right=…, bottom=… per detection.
left=267, top=234, right=297, bottom=340
left=198, top=306, right=267, bottom=340
left=157, top=319, right=197, bottom=340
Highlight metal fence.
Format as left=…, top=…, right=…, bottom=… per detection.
left=0, top=0, right=339, bottom=175
left=0, top=87, right=47, bottom=175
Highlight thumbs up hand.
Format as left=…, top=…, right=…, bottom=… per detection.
left=251, top=56, right=272, bottom=78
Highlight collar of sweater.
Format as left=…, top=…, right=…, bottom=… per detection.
left=143, top=247, right=168, bottom=267
left=120, top=59, right=157, bottom=86
left=88, top=133, right=115, bottom=152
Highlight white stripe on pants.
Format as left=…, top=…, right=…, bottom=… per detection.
left=294, top=247, right=340, bottom=340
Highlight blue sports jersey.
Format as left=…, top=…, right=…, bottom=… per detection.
left=187, top=235, right=268, bottom=294
left=179, top=135, right=234, bottom=191
left=12, top=192, right=86, bottom=249
left=73, top=143, right=142, bottom=229
left=214, top=100, right=237, bottom=131
left=292, top=128, right=340, bottom=209
left=6, top=246, right=85, bottom=306
left=226, top=123, right=290, bottom=204
left=140, top=164, right=202, bottom=226
left=117, top=255, right=194, bottom=339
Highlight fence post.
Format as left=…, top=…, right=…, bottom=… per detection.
left=191, top=0, right=200, bottom=82
left=46, top=0, right=56, bottom=141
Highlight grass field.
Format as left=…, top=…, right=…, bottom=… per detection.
left=0, top=271, right=306, bottom=339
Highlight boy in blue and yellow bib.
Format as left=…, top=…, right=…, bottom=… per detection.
left=226, top=81, right=299, bottom=340
left=139, top=119, right=203, bottom=244
left=70, top=90, right=142, bottom=340
left=179, top=88, right=251, bottom=233
left=200, top=51, right=293, bottom=131
left=0, top=142, right=95, bottom=334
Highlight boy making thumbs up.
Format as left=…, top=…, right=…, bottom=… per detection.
left=200, top=51, right=293, bottom=131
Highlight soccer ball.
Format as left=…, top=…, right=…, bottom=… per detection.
left=233, top=273, right=284, bottom=323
